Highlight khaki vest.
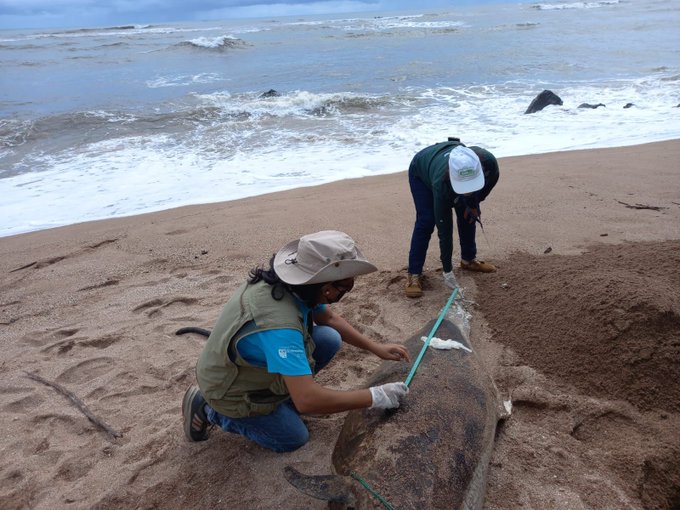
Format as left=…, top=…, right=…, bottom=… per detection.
left=196, top=280, right=316, bottom=418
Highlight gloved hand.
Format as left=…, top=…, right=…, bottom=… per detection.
left=369, top=382, right=409, bottom=410
left=443, top=271, right=458, bottom=289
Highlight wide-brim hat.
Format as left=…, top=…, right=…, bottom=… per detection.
left=448, top=145, right=485, bottom=194
left=273, top=230, right=377, bottom=285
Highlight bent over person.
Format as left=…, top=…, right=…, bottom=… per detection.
left=406, top=138, right=500, bottom=298
left=182, top=230, right=410, bottom=452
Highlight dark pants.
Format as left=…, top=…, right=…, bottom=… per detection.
left=407, top=170, right=476, bottom=275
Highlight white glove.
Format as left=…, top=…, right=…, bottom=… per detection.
left=369, top=382, right=409, bottom=410
left=443, top=271, right=458, bottom=289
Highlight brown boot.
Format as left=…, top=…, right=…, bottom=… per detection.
left=405, top=273, right=423, bottom=298
left=460, top=259, right=496, bottom=273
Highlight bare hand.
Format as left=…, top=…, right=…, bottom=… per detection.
left=464, top=206, right=480, bottom=224
left=373, top=343, right=410, bottom=362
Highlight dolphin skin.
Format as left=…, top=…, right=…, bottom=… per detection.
left=285, top=317, right=504, bottom=509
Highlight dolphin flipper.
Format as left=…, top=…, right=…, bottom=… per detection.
left=283, top=466, right=356, bottom=506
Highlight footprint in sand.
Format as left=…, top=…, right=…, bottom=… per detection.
left=41, top=333, right=123, bottom=355
left=78, top=335, right=123, bottom=350
left=384, top=272, right=406, bottom=289
left=3, top=394, right=45, bottom=413
left=30, top=413, right=81, bottom=432
left=98, top=383, right=162, bottom=404
left=55, top=357, right=115, bottom=385
left=9, top=239, right=117, bottom=273
left=123, top=436, right=170, bottom=465
left=77, top=278, right=120, bottom=292
left=54, top=457, right=95, bottom=482
left=132, top=296, right=198, bottom=318
left=23, top=327, right=80, bottom=348
left=358, top=302, right=380, bottom=325
left=33, top=437, right=50, bottom=454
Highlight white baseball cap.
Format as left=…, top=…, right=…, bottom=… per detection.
left=448, top=145, right=485, bottom=194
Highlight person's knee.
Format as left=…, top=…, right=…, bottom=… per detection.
left=313, top=325, right=342, bottom=353
left=414, top=212, right=435, bottom=230
left=271, top=428, right=309, bottom=453
left=416, top=221, right=435, bottom=234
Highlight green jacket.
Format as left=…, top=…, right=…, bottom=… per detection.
left=196, top=280, right=316, bottom=418
left=409, top=140, right=499, bottom=272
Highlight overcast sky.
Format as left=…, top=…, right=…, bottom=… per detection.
left=0, top=0, right=502, bottom=30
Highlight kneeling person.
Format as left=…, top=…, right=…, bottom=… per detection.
left=183, top=230, right=410, bottom=452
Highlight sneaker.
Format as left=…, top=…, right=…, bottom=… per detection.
left=405, top=273, right=423, bottom=298
left=460, top=259, right=496, bottom=273
left=182, top=385, right=210, bottom=442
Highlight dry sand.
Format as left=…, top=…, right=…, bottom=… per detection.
left=1, top=140, right=679, bottom=509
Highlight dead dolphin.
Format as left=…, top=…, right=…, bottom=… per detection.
left=285, top=317, right=505, bottom=509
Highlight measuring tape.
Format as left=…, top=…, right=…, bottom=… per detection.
left=404, top=287, right=459, bottom=387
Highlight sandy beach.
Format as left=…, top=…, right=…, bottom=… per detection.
left=1, top=140, right=679, bottom=509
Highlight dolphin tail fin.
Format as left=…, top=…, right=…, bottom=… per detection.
left=283, top=466, right=356, bottom=507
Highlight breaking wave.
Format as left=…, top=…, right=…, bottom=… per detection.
left=531, top=1, right=621, bottom=10
left=192, top=90, right=393, bottom=118
left=175, top=35, right=247, bottom=51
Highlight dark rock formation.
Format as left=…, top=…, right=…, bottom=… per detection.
left=524, top=90, right=563, bottom=114
left=259, top=89, right=280, bottom=98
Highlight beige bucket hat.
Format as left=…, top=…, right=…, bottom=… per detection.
left=273, top=230, right=377, bottom=285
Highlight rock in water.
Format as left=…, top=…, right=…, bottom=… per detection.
left=524, top=89, right=563, bottom=114
left=259, top=89, right=280, bottom=98
left=578, top=103, right=606, bottom=109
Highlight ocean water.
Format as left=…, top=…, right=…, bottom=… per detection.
left=1, top=0, right=679, bottom=237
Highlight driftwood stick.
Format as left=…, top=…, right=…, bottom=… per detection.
left=616, top=200, right=665, bottom=211
left=25, top=371, right=123, bottom=440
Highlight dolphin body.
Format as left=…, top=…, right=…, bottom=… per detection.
left=285, top=317, right=506, bottom=509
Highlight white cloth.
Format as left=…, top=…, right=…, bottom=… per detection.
left=421, top=336, right=472, bottom=352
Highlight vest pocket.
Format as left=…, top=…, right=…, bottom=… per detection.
left=244, top=390, right=289, bottom=416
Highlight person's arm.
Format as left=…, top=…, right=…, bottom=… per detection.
left=283, top=375, right=408, bottom=414
left=283, top=375, right=371, bottom=414
left=313, top=306, right=410, bottom=362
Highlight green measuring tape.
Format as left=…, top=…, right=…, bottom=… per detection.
left=351, top=471, right=395, bottom=509
left=404, top=287, right=459, bottom=387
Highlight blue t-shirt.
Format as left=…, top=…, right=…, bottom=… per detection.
left=236, top=302, right=326, bottom=376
